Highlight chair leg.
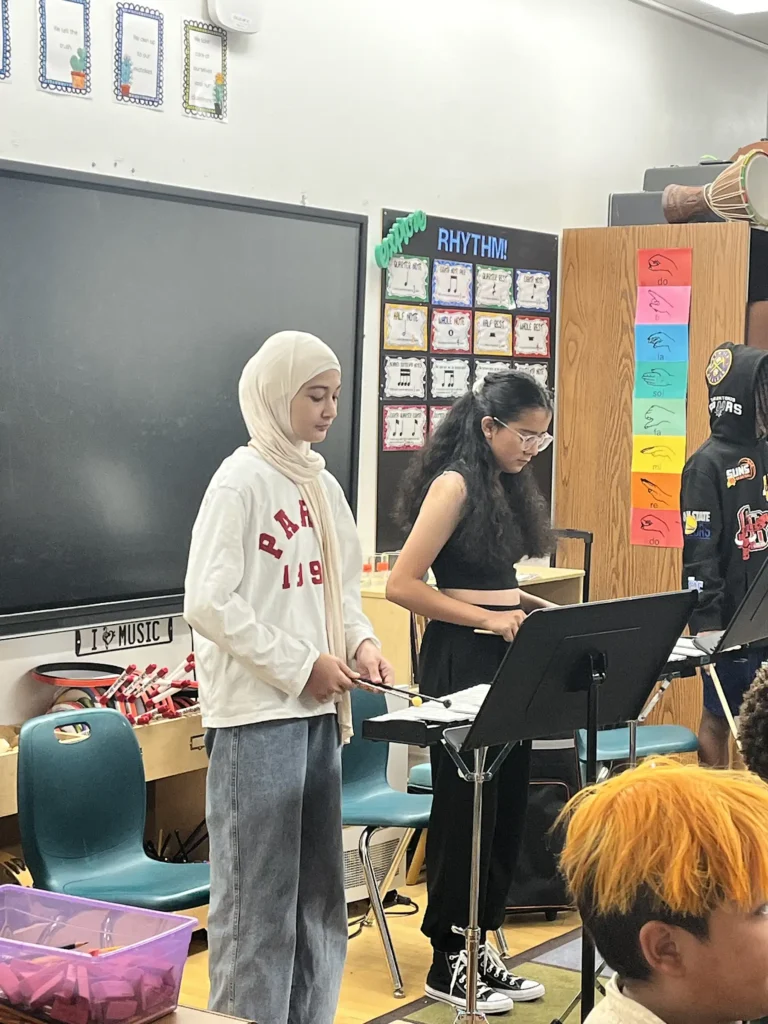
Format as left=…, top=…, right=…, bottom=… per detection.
left=494, top=926, right=509, bottom=957
left=359, top=826, right=405, bottom=998
left=363, top=827, right=415, bottom=926
left=406, top=829, right=427, bottom=886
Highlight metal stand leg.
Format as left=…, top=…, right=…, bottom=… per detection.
left=361, top=827, right=415, bottom=928
left=359, top=826, right=405, bottom=998
left=494, top=927, right=509, bottom=958
left=455, top=746, right=488, bottom=1024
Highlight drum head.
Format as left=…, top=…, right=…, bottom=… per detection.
left=32, top=662, right=123, bottom=688
left=745, top=152, right=768, bottom=223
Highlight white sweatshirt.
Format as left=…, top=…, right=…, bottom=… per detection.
left=184, top=447, right=377, bottom=729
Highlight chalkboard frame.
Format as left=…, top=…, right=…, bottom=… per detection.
left=0, top=160, right=368, bottom=638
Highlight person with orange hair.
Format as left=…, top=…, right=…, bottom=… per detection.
left=558, top=758, right=768, bottom=1024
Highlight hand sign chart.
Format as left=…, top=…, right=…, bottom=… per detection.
left=631, top=248, right=692, bottom=548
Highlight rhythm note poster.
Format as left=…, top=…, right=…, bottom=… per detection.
left=630, top=248, right=692, bottom=549
left=375, top=208, right=559, bottom=551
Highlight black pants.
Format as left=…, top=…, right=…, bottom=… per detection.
left=419, top=617, right=532, bottom=952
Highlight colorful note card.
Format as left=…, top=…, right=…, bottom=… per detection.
left=631, top=508, right=684, bottom=549
left=632, top=435, right=686, bottom=475
left=636, top=287, right=691, bottom=326
left=635, top=325, right=689, bottom=364
left=634, top=362, right=689, bottom=400
left=638, top=249, right=693, bottom=288
left=631, top=473, right=680, bottom=514
left=632, top=398, right=687, bottom=438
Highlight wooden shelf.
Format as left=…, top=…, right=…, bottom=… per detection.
left=0, top=712, right=206, bottom=819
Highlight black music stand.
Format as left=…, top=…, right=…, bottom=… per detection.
left=440, top=589, right=697, bottom=1024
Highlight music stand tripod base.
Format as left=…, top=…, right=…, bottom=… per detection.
left=442, top=730, right=516, bottom=1024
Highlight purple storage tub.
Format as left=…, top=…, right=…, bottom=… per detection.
left=0, top=886, right=195, bottom=1024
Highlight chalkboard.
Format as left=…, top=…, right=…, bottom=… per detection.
left=376, top=210, right=558, bottom=552
left=0, top=162, right=366, bottom=633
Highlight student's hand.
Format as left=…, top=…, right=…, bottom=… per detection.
left=355, top=640, right=395, bottom=688
left=304, top=655, right=359, bottom=703
left=480, top=609, right=527, bottom=642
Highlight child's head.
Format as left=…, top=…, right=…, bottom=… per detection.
left=239, top=331, right=341, bottom=447
left=558, top=758, right=768, bottom=1023
left=740, top=662, right=768, bottom=780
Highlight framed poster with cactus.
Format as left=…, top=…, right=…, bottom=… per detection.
left=114, top=3, right=164, bottom=108
left=182, top=20, right=227, bottom=122
left=1, top=0, right=10, bottom=81
left=38, top=0, right=91, bottom=96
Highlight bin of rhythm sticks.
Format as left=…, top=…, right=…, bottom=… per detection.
left=0, top=886, right=195, bottom=1024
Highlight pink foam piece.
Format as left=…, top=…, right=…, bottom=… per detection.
left=55, top=968, right=77, bottom=1001
left=20, top=963, right=60, bottom=999
left=76, top=967, right=90, bottom=1002
left=50, top=998, right=90, bottom=1024
left=29, top=969, right=67, bottom=1007
left=91, top=980, right=135, bottom=1003
left=0, top=963, right=22, bottom=1003
left=103, top=999, right=138, bottom=1021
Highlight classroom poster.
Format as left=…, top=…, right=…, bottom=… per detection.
left=114, top=3, right=164, bottom=108
left=183, top=20, right=227, bottom=121
left=38, top=0, right=91, bottom=96
left=630, top=248, right=692, bottom=549
left=386, top=256, right=430, bottom=303
left=1, top=0, right=10, bottom=81
left=515, top=270, right=551, bottom=312
left=376, top=208, right=558, bottom=551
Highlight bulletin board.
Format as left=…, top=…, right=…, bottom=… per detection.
left=376, top=210, right=558, bottom=552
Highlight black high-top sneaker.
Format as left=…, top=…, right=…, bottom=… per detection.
left=479, top=943, right=546, bottom=1001
left=425, top=950, right=515, bottom=1014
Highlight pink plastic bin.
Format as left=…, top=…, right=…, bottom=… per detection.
left=0, top=885, right=195, bottom=1024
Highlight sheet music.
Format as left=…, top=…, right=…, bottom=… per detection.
left=371, top=684, right=490, bottom=724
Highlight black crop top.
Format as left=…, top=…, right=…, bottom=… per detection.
left=430, top=469, right=522, bottom=591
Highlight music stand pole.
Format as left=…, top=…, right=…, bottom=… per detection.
left=443, top=740, right=515, bottom=1024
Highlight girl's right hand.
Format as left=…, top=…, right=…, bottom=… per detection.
left=480, top=609, right=527, bottom=643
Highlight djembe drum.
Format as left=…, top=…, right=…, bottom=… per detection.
left=662, top=149, right=768, bottom=228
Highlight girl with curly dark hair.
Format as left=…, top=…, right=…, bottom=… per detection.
left=387, top=370, right=553, bottom=1014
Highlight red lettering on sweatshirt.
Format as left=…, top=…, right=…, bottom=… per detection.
left=259, top=533, right=283, bottom=560
left=299, top=500, right=313, bottom=528
left=274, top=509, right=300, bottom=539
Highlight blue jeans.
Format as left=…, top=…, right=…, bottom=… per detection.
left=206, top=714, right=346, bottom=1024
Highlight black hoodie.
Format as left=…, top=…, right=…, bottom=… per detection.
left=681, top=343, right=768, bottom=634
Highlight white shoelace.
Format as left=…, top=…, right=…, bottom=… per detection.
left=449, top=950, right=497, bottom=999
left=481, top=943, right=518, bottom=983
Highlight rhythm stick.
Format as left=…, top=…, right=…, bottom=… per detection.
left=357, top=679, right=452, bottom=709
left=709, top=664, right=742, bottom=748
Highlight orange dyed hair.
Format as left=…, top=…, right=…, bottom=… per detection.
left=558, top=757, right=768, bottom=917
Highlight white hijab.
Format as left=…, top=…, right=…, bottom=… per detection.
left=239, top=331, right=353, bottom=741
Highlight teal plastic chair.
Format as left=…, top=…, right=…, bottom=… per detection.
left=342, top=690, right=431, bottom=997
left=18, top=708, right=209, bottom=912
left=408, top=761, right=432, bottom=791
left=575, top=724, right=698, bottom=781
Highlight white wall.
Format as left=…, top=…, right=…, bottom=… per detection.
left=2, top=0, right=767, bottom=557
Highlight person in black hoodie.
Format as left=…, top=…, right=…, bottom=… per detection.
left=681, top=342, right=768, bottom=767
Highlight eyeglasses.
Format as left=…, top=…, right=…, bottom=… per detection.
left=493, top=418, right=554, bottom=453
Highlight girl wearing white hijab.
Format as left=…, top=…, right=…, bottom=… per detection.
left=185, top=331, right=391, bottom=1024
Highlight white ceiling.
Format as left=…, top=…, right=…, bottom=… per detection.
left=652, top=0, right=768, bottom=43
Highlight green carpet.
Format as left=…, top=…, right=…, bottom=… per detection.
left=368, top=961, right=603, bottom=1024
